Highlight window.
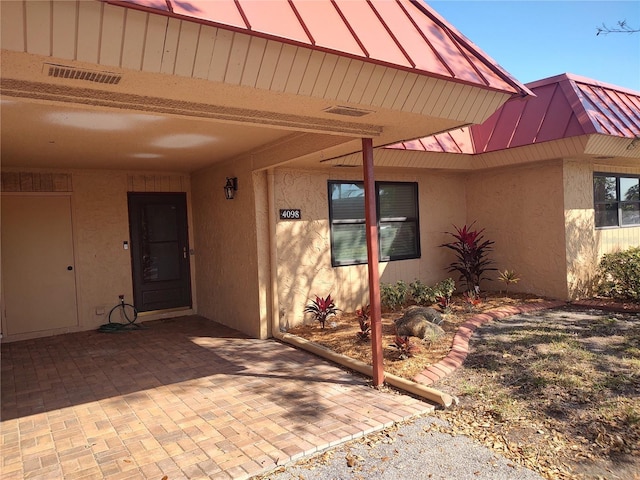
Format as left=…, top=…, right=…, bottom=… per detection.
left=328, top=181, right=420, bottom=266
left=594, top=173, right=640, bottom=228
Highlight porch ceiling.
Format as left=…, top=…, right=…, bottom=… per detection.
left=0, top=98, right=294, bottom=172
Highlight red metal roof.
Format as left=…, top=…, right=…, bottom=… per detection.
left=388, top=73, right=640, bottom=154
left=103, top=0, right=531, bottom=97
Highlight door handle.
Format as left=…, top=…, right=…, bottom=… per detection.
left=67, top=266, right=73, bottom=271
left=183, top=247, right=187, bottom=259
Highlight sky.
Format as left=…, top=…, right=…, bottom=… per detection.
left=428, top=1, right=640, bottom=91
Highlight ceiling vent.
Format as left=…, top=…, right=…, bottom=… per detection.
left=323, top=106, right=373, bottom=117
left=44, top=64, right=122, bottom=85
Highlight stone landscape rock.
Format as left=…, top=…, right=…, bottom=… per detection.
left=394, top=306, right=445, bottom=340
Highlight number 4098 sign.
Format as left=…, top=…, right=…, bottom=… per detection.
left=279, top=209, right=301, bottom=220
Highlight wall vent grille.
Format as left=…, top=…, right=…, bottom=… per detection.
left=323, top=106, right=373, bottom=117
left=45, top=64, right=122, bottom=85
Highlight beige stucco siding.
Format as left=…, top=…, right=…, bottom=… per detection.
left=272, top=167, right=466, bottom=329
left=191, top=165, right=265, bottom=338
left=563, top=160, right=598, bottom=298
left=72, top=171, right=137, bottom=326
left=465, top=161, right=568, bottom=299
left=1, top=168, right=193, bottom=341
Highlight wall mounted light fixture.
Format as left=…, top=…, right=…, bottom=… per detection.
left=627, top=136, right=640, bottom=151
left=224, top=177, right=238, bottom=200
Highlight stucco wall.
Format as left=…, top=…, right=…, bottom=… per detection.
left=272, top=167, right=466, bottom=330
left=191, top=165, right=264, bottom=338
left=465, top=161, right=568, bottom=299
left=1, top=168, right=193, bottom=341
left=563, top=160, right=599, bottom=298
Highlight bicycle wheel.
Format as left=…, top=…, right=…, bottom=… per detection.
left=108, top=302, right=138, bottom=325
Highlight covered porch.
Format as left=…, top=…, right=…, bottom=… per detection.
left=0, top=0, right=530, bottom=343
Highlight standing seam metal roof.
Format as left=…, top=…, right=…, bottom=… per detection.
left=104, top=0, right=532, bottom=97
left=387, top=73, right=640, bottom=154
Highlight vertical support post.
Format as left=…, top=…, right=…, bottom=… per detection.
left=362, top=137, right=384, bottom=387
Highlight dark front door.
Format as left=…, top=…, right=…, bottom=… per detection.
left=128, top=193, right=192, bottom=312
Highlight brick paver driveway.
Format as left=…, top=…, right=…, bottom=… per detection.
left=1, top=316, right=432, bottom=479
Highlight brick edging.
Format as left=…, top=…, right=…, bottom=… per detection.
left=413, top=300, right=566, bottom=387
left=571, top=299, right=640, bottom=313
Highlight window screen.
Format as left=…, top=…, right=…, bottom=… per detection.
left=329, top=181, right=420, bottom=266
left=594, top=174, right=640, bottom=228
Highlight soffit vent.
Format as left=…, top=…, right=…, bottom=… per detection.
left=44, top=64, right=122, bottom=85
left=323, top=106, right=373, bottom=117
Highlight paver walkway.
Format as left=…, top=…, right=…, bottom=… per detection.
left=1, top=316, right=433, bottom=479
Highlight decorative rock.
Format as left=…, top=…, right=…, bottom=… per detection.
left=395, top=306, right=445, bottom=340
left=405, top=306, right=444, bottom=324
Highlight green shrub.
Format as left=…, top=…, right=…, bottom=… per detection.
left=597, top=247, right=640, bottom=301
left=409, top=278, right=456, bottom=306
left=434, top=278, right=456, bottom=300
left=409, top=280, right=437, bottom=306
left=382, top=278, right=456, bottom=310
left=380, top=281, right=409, bottom=311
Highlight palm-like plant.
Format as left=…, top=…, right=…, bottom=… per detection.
left=498, top=269, right=520, bottom=294
left=440, top=223, right=496, bottom=292
left=304, top=294, right=338, bottom=329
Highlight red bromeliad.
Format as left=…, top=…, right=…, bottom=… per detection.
left=304, top=294, right=339, bottom=329
left=390, top=334, right=420, bottom=359
left=356, top=304, right=371, bottom=340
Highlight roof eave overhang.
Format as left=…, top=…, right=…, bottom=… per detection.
left=102, top=0, right=532, bottom=99
left=371, top=133, right=640, bottom=171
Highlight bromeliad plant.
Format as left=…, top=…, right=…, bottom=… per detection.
left=390, top=335, right=420, bottom=360
left=498, top=269, right=521, bottom=294
left=464, top=290, right=483, bottom=312
left=355, top=304, right=371, bottom=341
left=304, top=294, right=339, bottom=329
left=436, top=295, right=452, bottom=314
left=440, top=222, right=496, bottom=292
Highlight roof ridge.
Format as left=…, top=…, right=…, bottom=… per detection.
left=527, top=73, right=640, bottom=96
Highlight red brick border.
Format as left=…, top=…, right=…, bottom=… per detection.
left=571, top=299, right=640, bottom=313
left=413, top=300, right=566, bottom=386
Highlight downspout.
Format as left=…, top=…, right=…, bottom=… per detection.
left=266, top=169, right=455, bottom=408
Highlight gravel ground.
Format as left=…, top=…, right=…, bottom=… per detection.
left=256, top=415, right=544, bottom=480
